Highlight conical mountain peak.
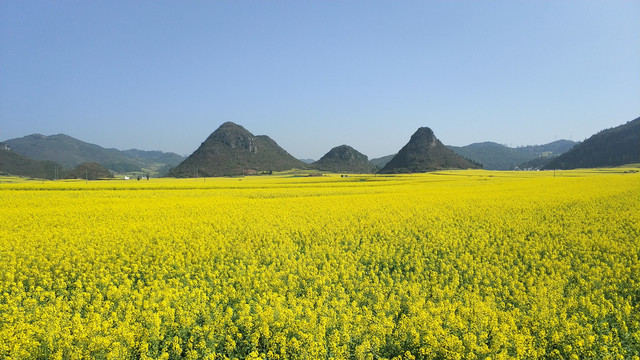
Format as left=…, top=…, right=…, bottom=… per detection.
left=411, top=127, right=436, bottom=143
left=322, top=145, right=360, bottom=160
left=379, top=126, right=480, bottom=173
left=312, top=144, right=376, bottom=173
left=169, top=122, right=306, bottom=177
left=204, top=122, right=257, bottom=152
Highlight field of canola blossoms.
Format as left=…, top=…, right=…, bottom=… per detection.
left=1, top=169, right=639, bottom=360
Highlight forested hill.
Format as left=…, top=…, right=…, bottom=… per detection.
left=0, top=145, right=61, bottom=179
left=379, top=127, right=480, bottom=173
left=311, top=145, right=377, bottom=173
left=4, top=134, right=184, bottom=175
left=168, top=122, right=307, bottom=177
left=448, top=140, right=575, bottom=170
left=544, top=117, right=640, bottom=169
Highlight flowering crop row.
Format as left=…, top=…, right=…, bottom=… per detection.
left=1, top=169, right=639, bottom=359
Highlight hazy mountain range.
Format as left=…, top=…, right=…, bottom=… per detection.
left=1, top=116, right=638, bottom=179
left=447, top=140, right=576, bottom=170
left=3, top=134, right=184, bottom=177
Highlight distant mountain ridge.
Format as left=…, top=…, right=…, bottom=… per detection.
left=4, top=116, right=638, bottom=179
left=121, top=149, right=185, bottom=166
left=0, top=145, right=62, bottom=179
left=4, top=134, right=184, bottom=176
left=370, top=154, right=396, bottom=169
left=448, top=140, right=576, bottom=170
left=5, top=134, right=123, bottom=168
left=168, top=122, right=307, bottom=177
left=379, top=127, right=480, bottom=173
left=311, top=145, right=377, bottom=173
left=544, top=117, right=640, bottom=169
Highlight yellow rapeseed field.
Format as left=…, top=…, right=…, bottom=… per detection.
left=1, top=169, right=639, bottom=360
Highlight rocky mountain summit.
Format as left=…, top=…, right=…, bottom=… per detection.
left=311, top=145, right=377, bottom=173
left=379, top=127, right=480, bottom=173
left=168, top=122, right=307, bottom=177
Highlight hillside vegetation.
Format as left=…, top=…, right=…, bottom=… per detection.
left=311, top=145, right=377, bottom=173
left=380, top=127, right=480, bottom=173
left=64, top=162, right=114, bottom=180
left=448, top=140, right=575, bottom=170
left=5, top=116, right=638, bottom=177
left=0, top=146, right=61, bottom=179
left=168, top=122, right=307, bottom=177
left=4, top=134, right=183, bottom=176
left=545, top=117, right=639, bottom=169
left=369, top=154, right=395, bottom=169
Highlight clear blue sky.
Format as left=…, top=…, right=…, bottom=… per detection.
left=1, top=1, right=639, bottom=159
